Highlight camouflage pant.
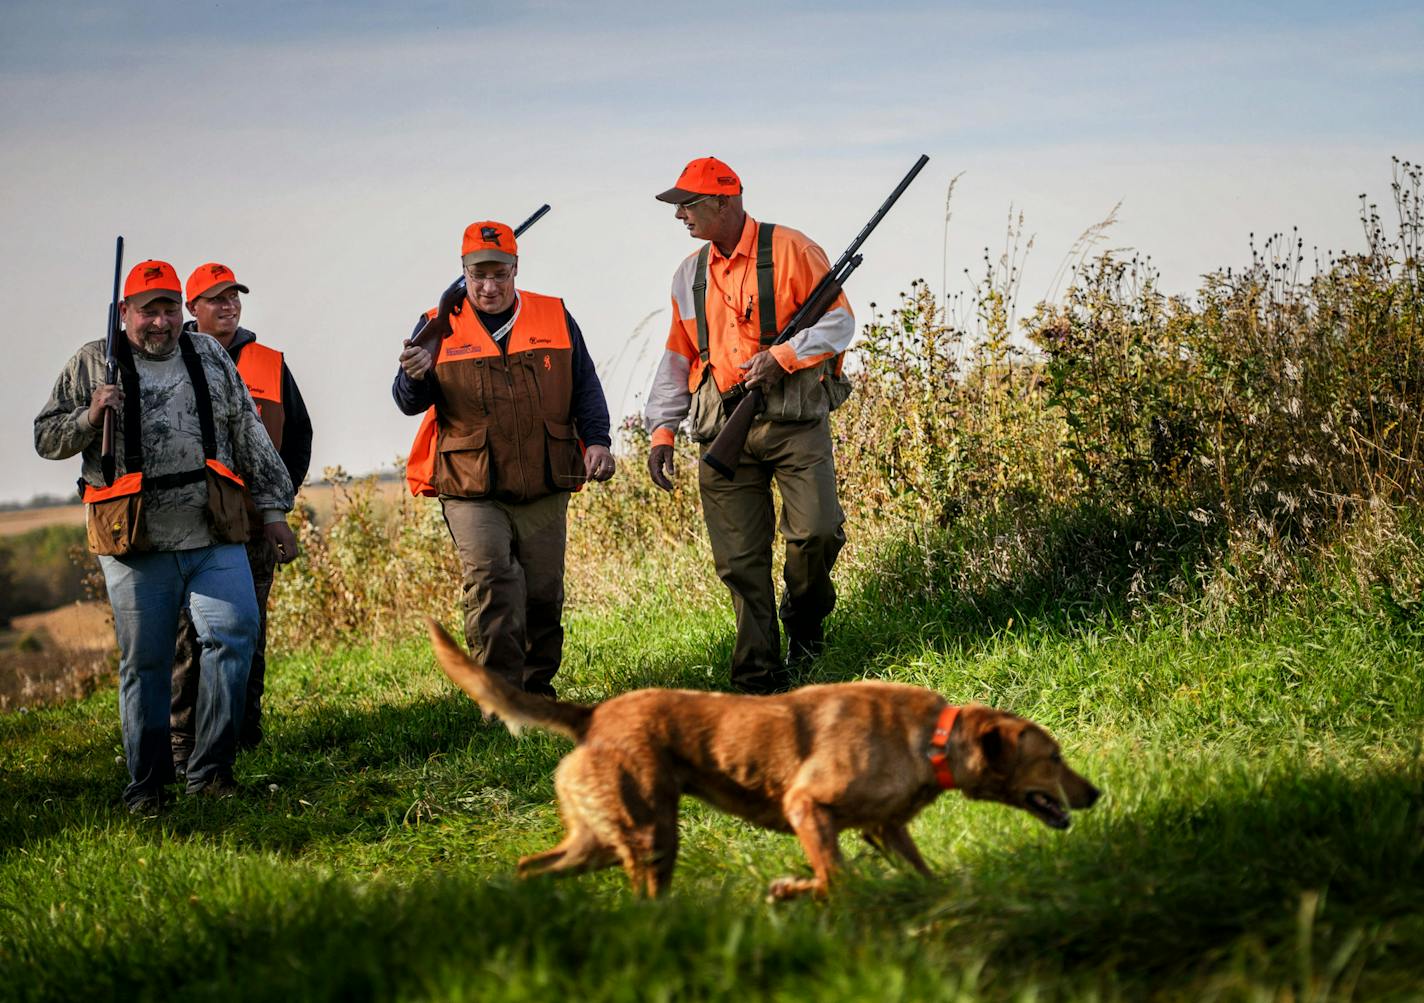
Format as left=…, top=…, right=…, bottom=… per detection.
left=171, top=536, right=276, bottom=763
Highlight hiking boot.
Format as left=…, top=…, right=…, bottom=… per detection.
left=787, top=627, right=825, bottom=670
left=127, top=790, right=164, bottom=816
left=189, top=775, right=240, bottom=799
left=524, top=680, right=558, bottom=700
left=730, top=667, right=790, bottom=696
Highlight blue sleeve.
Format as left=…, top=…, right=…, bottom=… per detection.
left=566, top=309, right=611, bottom=448
left=392, top=314, right=437, bottom=416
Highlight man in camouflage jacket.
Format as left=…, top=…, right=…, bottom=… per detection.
left=34, top=259, right=297, bottom=812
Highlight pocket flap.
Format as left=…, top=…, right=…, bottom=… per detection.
left=544, top=419, right=577, bottom=441
left=205, top=459, right=246, bottom=488
left=83, top=471, right=144, bottom=503
left=438, top=427, right=488, bottom=452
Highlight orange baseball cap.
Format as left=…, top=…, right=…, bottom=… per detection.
left=122, top=260, right=183, bottom=307
left=185, top=262, right=250, bottom=303
left=655, top=156, right=742, bottom=204
left=461, top=221, right=517, bottom=266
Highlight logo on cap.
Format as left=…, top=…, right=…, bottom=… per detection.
left=480, top=226, right=502, bottom=246
left=143, top=266, right=165, bottom=282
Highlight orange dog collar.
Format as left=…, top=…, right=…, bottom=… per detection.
left=928, top=705, right=960, bottom=789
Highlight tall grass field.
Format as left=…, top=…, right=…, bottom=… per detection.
left=2, top=163, right=1422, bottom=1000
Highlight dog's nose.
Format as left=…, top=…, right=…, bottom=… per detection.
left=1080, top=784, right=1101, bottom=808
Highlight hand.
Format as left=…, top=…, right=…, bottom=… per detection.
left=264, top=519, right=300, bottom=564
left=739, top=350, right=788, bottom=390
left=648, top=444, right=675, bottom=492
left=399, top=343, right=434, bottom=380
left=87, top=383, right=123, bottom=428
left=584, top=444, right=616, bottom=482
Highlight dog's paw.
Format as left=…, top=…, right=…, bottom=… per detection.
left=766, top=876, right=823, bottom=902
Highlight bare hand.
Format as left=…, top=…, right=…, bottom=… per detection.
left=264, top=519, right=300, bottom=564
left=739, top=350, right=788, bottom=390
left=87, top=384, right=123, bottom=428
left=399, top=342, right=434, bottom=380
left=648, top=444, right=675, bottom=491
left=584, top=444, right=616, bottom=482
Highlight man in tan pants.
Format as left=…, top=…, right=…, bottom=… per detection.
left=644, top=158, right=852, bottom=694
left=394, top=220, right=614, bottom=697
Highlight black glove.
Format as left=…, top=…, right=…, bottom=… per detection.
left=648, top=444, right=675, bottom=491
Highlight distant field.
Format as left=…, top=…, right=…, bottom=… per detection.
left=0, top=503, right=84, bottom=537
left=0, top=600, right=113, bottom=712
left=0, top=477, right=408, bottom=538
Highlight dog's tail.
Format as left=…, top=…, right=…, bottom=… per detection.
left=426, top=618, right=593, bottom=742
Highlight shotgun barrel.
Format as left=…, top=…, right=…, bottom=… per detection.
left=99, top=235, right=125, bottom=486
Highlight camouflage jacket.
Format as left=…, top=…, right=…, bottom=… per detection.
left=33, top=334, right=295, bottom=551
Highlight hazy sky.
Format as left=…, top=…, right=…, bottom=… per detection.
left=3, top=0, right=1419, bottom=504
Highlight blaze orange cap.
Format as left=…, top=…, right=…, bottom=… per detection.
left=122, top=260, right=183, bottom=307
left=461, top=221, right=517, bottom=266
left=185, top=262, right=250, bottom=303
left=655, top=156, right=742, bottom=204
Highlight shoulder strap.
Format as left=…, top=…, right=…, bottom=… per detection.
left=756, top=222, right=777, bottom=345
left=112, top=335, right=144, bottom=473
left=178, top=333, right=219, bottom=461
left=692, top=244, right=711, bottom=363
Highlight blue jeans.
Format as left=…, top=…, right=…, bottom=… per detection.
left=99, top=544, right=257, bottom=805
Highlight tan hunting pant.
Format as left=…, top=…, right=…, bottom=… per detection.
left=440, top=492, right=570, bottom=693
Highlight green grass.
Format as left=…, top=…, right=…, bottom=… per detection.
left=2, top=540, right=1424, bottom=1002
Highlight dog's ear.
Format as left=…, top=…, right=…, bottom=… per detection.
left=979, top=725, right=1006, bottom=767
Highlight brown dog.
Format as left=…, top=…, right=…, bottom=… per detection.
left=428, top=619, right=1099, bottom=899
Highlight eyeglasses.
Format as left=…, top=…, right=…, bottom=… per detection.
left=463, top=267, right=513, bottom=285
left=680, top=194, right=718, bottom=210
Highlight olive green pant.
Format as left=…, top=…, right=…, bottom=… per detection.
left=698, top=417, right=846, bottom=684
left=440, top=492, right=570, bottom=693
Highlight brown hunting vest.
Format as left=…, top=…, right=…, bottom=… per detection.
left=426, top=290, right=583, bottom=503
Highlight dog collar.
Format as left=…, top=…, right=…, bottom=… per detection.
left=928, top=705, right=961, bottom=789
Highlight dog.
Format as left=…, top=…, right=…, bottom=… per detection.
left=427, top=619, right=1100, bottom=899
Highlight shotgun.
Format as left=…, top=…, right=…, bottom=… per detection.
left=702, top=156, right=929, bottom=479
left=99, top=235, right=125, bottom=486
left=407, top=204, right=551, bottom=355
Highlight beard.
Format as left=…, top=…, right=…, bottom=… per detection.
left=134, top=328, right=178, bottom=356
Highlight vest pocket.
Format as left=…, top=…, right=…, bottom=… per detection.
left=83, top=473, right=148, bottom=556
left=544, top=419, right=586, bottom=490
left=205, top=460, right=253, bottom=544
left=687, top=367, right=728, bottom=443
left=436, top=427, right=491, bottom=497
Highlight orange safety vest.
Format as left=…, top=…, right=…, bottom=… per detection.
left=406, top=291, right=583, bottom=501
left=234, top=341, right=285, bottom=450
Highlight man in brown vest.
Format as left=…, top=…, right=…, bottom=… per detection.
left=394, top=221, right=614, bottom=698
left=170, top=263, right=313, bottom=774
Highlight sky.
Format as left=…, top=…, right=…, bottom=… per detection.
left=3, top=0, right=1420, bottom=504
